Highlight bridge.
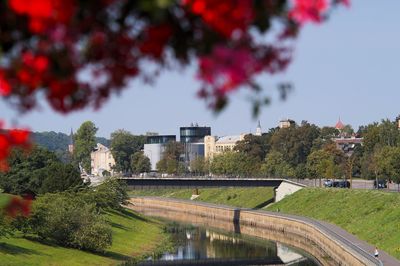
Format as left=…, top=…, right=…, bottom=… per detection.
left=121, top=177, right=306, bottom=203
left=121, top=177, right=285, bottom=188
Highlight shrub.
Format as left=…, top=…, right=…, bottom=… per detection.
left=80, top=178, right=128, bottom=210
left=29, top=193, right=112, bottom=252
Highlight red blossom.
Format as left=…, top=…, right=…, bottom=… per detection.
left=15, top=52, right=50, bottom=91
left=0, top=0, right=348, bottom=117
left=0, top=72, right=11, bottom=96
left=0, top=135, right=10, bottom=160
left=339, top=0, right=350, bottom=7
left=139, top=24, right=173, bottom=59
left=183, top=0, right=254, bottom=38
left=9, top=0, right=76, bottom=33
left=198, top=45, right=262, bottom=95
left=289, top=0, right=329, bottom=24
left=197, top=43, right=292, bottom=107
left=0, top=122, right=31, bottom=172
left=8, top=129, right=30, bottom=146
left=47, top=79, right=90, bottom=113
left=3, top=196, right=32, bottom=218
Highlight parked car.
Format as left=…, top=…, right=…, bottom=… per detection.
left=373, top=179, right=387, bottom=189
left=333, top=180, right=350, bottom=188
left=324, top=179, right=333, bottom=187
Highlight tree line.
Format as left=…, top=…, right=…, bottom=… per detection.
left=158, top=118, right=400, bottom=185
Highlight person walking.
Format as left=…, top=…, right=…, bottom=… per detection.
left=374, top=247, right=379, bottom=258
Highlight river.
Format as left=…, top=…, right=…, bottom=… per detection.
left=140, top=221, right=320, bottom=266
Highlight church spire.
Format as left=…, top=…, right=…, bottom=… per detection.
left=255, top=120, right=262, bottom=136
left=68, top=128, right=74, bottom=153
left=335, top=117, right=344, bottom=130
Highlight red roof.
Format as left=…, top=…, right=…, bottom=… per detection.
left=335, top=118, right=344, bottom=130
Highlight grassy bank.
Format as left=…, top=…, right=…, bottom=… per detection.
left=0, top=195, right=170, bottom=266
left=128, top=187, right=274, bottom=208
left=266, top=188, right=400, bottom=259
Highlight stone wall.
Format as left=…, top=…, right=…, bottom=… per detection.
left=275, top=181, right=305, bottom=202
left=128, top=197, right=377, bottom=266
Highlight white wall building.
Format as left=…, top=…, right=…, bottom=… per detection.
left=90, top=143, right=115, bottom=176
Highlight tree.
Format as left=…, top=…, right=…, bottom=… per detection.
left=306, top=149, right=334, bottom=187
left=0, top=146, right=57, bottom=194
left=210, top=151, right=260, bottom=177
left=131, top=151, right=151, bottom=174
left=270, top=122, right=320, bottom=166
left=0, top=146, right=82, bottom=196
left=374, top=146, right=400, bottom=190
left=157, top=141, right=184, bottom=175
left=341, top=124, right=354, bottom=137
left=110, top=130, right=146, bottom=173
left=189, top=157, right=207, bottom=176
left=378, top=119, right=400, bottom=147
left=320, top=126, right=340, bottom=139
left=74, top=121, right=98, bottom=174
left=30, top=162, right=83, bottom=194
left=261, top=151, right=294, bottom=178
left=234, top=134, right=270, bottom=161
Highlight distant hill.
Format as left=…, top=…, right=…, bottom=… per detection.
left=31, top=131, right=110, bottom=152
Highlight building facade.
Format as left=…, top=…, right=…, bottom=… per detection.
left=180, top=125, right=211, bottom=143
left=204, top=134, right=246, bottom=160
left=90, top=143, right=115, bottom=176
left=180, top=125, right=211, bottom=166
left=279, top=119, right=295, bottom=129
left=144, top=135, right=176, bottom=171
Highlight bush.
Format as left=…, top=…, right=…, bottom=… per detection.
left=29, top=193, right=112, bottom=252
left=80, top=178, right=128, bottom=210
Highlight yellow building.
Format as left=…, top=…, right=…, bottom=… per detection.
left=279, top=119, right=295, bottom=129
left=90, top=143, right=116, bottom=176
left=204, top=134, right=246, bottom=160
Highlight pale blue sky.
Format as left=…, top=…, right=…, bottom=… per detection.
left=1, top=0, right=399, bottom=138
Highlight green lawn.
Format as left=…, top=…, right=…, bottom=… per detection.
left=0, top=194, right=170, bottom=266
left=266, top=188, right=400, bottom=259
left=129, top=187, right=274, bottom=209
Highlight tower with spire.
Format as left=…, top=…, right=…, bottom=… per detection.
left=335, top=117, right=346, bottom=138
left=335, top=117, right=345, bottom=131
left=68, top=128, right=74, bottom=154
left=255, top=120, right=262, bottom=136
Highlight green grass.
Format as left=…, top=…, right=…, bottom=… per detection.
left=0, top=194, right=170, bottom=266
left=129, top=187, right=274, bottom=209
left=266, top=188, right=400, bottom=259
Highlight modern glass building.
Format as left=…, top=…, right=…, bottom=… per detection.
left=180, top=126, right=211, bottom=143
left=180, top=125, right=211, bottom=168
left=146, top=135, right=176, bottom=144
left=144, top=135, right=176, bottom=171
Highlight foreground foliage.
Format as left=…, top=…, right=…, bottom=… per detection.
left=0, top=207, right=169, bottom=266
left=28, top=194, right=112, bottom=252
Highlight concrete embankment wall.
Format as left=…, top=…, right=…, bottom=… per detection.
left=128, top=197, right=378, bottom=266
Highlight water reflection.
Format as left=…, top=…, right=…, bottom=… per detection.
left=154, top=222, right=318, bottom=265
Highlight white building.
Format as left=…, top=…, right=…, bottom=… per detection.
left=144, top=135, right=176, bottom=171
left=90, top=143, right=115, bottom=176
